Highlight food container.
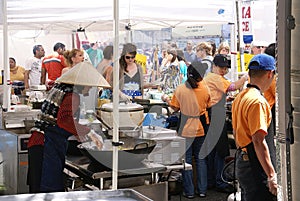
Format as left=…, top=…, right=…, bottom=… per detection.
left=97, top=102, right=144, bottom=129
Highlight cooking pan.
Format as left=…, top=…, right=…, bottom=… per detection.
left=78, top=137, right=156, bottom=171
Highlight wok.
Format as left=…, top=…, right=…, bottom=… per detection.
left=78, top=137, right=156, bottom=171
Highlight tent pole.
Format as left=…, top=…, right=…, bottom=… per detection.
left=236, top=0, right=245, bottom=72
left=112, top=0, right=120, bottom=191
left=277, top=0, right=294, bottom=200
left=229, top=22, right=238, bottom=82
left=2, top=0, right=10, bottom=110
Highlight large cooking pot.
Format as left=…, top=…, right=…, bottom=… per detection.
left=97, top=102, right=144, bottom=129
left=78, top=137, right=156, bottom=171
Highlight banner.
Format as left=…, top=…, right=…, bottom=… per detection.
left=135, top=54, right=147, bottom=74
left=237, top=53, right=254, bottom=72
left=172, top=25, right=222, bottom=39
left=241, top=1, right=253, bottom=44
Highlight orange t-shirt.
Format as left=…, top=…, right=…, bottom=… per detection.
left=264, top=76, right=276, bottom=108
left=170, top=82, right=211, bottom=138
left=204, top=72, right=231, bottom=106
left=231, top=87, right=272, bottom=148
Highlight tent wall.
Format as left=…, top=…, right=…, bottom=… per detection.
left=0, top=32, right=72, bottom=69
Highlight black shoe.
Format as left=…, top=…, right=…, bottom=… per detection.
left=215, top=185, right=235, bottom=193
left=182, top=192, right=195, bottom=199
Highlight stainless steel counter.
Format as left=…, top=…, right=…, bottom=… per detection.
left=0, top=189, right=152, bottom=201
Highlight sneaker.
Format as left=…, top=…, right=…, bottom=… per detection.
left=199, top=193, right=206, bottom=198
left=182, top=192, right=195, bottom=199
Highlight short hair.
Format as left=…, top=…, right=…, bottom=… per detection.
left=264, top=43, right=275, bottom=58
left=33, top=45, right=42, bottom=55
left=53, top=42, right=65, bottom=51
left=217, top=42, right=230, bottom=54
left=103, top=45, right=113, bottom=60
left=196, top=42, right=212, bottom=56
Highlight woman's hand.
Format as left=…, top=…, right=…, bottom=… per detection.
left=161, top=94, right=169, bottom=102
left=87, top=130, right=103, bottom=150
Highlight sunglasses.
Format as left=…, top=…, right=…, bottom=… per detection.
left=125, top=55, right=135, bottom=59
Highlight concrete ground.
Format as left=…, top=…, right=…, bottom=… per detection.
left=169, top=189, right=231, bottom=201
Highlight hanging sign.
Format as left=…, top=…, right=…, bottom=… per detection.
left=241, top=1, right=253, bottom=44
left=237, top=53, right=254, bottom=72
left=135, top=54, right=147, bottom=74
left=172, top=25, right=222, bottom=39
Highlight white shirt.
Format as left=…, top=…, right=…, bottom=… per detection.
left=25, top=57, right=42, bottom=86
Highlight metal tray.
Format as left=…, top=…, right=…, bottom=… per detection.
left=142, top=126, right=177, bottom=139
left=0, top=189, right=153, bottom=201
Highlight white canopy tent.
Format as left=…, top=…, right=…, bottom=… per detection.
left=1, top=0, right=237, bottom=192
left=1, top=0, right=277, bottom=193
left=2, top=0, right=235, bottom=32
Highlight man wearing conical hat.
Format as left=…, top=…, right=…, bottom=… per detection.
left=27, top=62, right=110, bottom=193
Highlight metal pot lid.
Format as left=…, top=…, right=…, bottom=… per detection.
left=100, top=102, right=144, bottom=112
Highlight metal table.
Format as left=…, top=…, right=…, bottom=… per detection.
left=64, top=156, right=191, bottom=190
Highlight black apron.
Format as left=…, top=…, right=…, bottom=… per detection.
left=177, top=113, right=209, bottom=136
left=241, top=142, right=277, bottom=201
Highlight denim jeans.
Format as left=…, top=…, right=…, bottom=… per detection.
left=182, top=136, right=207, bottom=195
left=40, top=126, right=72, bottom=192
left=207, top=147, right=227, bottom=188
left=236, top=150, right=277, bottom=201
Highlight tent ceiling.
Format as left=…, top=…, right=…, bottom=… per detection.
left=1, top=0, right=235, bottom=33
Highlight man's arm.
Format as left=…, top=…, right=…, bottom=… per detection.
left=24, top=70, right=30, bottom=89
left=41, top=68, right=46, bottom=84
left=252, top=130, right=277, bottom=195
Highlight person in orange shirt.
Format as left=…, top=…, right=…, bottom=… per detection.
left=41, top=42, right=67, bottom=90
left=162, top=61, right=211, bottom=198
left=203, top=54, right=248, bottom=193
left=232, top=54, right=277, bottom=200
left=263, top=43, right=276, bottom=170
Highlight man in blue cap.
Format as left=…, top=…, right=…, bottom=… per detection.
left=231, top=54, right=277, bottom=200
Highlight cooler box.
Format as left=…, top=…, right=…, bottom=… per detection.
left=142, top=126, right=185, bottom=165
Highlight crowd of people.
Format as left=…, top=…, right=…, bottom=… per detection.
left=161, top=40, right=277, bottom=200
left=7, top=39, right=277, bottom=200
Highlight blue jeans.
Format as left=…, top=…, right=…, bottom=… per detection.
left=207, top=148, right=227, bottom=188
left=182, top=136, right=207, bottom=195
left=40, top=126, right=72, bottom=192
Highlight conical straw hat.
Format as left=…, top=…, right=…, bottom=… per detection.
left=56, top=62, right=111, bottom=88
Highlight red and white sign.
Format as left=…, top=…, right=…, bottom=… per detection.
left=241, top=1, right=253, bottom=36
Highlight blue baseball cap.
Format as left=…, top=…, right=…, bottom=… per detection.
left=248, top=54, right=276, bottom=71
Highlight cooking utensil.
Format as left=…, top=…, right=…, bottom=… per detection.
left=97, top=102, right=144, bottom=129
left=78, top=137, right=156, bottom=171
left=94, top=112, right=143, bottom=138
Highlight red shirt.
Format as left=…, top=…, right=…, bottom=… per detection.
left=28, top=93, right=90, bottom=147
left=42, top=53, right=67, bottom=81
